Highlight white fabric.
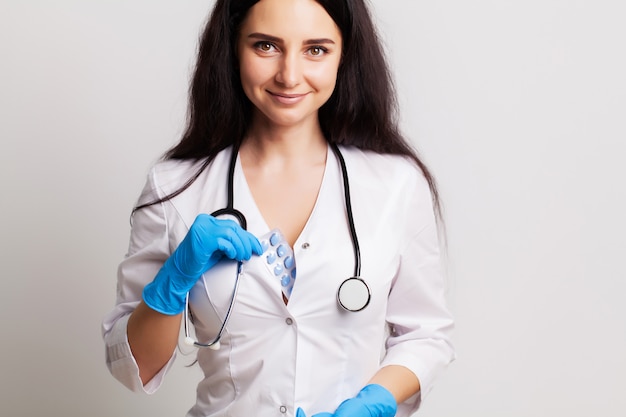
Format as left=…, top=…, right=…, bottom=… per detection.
left=101, top=145, right=455, bottom=417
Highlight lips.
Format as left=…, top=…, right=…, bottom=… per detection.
left=267, top=91, right=308, bottom=104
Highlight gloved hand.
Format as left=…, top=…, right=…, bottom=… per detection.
left=142, top=214, right=263, bottom=315
left=296, top=384, right=397, bottom=417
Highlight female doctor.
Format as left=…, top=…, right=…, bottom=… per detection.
left=102, top=0, right=455, bottom=416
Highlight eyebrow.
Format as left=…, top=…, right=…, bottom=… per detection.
left=247, top=32, right=336, bottom=45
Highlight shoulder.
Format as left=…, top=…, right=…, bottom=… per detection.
left=338, top=146, right=429, bottom=192
left=145, top=148, right=232, bottom=199
left=148, top=158, right=204, bottom=196
left=338, top=146, right=438, bottom=248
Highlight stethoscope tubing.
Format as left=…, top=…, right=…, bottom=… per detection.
left=330, top=143, right=361, bottom=278
left=184, top=261, right=242, bottom=349
left=210, top=143, right=248, bottom=229
left=184, top=143, right=369, bottom=349
left=184, top=148, right=246, bottom=348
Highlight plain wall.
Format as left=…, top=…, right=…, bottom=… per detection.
left=1, top=1, right=624, bottom=416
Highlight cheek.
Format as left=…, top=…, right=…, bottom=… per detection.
left=309, top=63, right=340, bottom=91
left=238, top=63, right=261, bottom=100
left=320, top=54, right=342, bottom=80
left=240, top=58, right=275, bottom=92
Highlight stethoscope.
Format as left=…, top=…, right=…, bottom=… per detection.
left=184, top=143, right=370, bottom=349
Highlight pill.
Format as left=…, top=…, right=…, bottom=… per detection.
left=281, top=275, right=291, bottom=287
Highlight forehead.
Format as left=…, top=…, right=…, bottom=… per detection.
left=239, top=0, right=341, bottom=41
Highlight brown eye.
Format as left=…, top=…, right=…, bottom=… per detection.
left=309, top=47, right=326, bottom=56
left=259, top=42, right=273, bottom=52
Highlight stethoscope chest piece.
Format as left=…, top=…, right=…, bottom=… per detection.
left=337, top=277, right=371, bottom=312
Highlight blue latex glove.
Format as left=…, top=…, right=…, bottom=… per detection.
left=296, top=384, right=397, bottom=417
left=142, top=214, right=263, bottom=315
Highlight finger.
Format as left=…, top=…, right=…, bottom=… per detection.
left=252, top=239, right=263, bottom=255
left=223, top=225, right=264, bottom=260
left=197, top=215, right=261, bottom=259
left=214, top=237, right=238, bottom=260
left=193, top=217, right=245, bottom=258
left=211, top=216, right=241, bottom=228
left=219, top=227, right=253, bottom=260
left=231, top=228, right=263, bottom=257
left=215, top=233, right=251, bottom=261
left=232, top=228, right=254, bottom=260
left=195, top=214, right=240, bottom=238
left=211, top=218, right=257, bottom=259
left=248, top=234, right=263, bottom=255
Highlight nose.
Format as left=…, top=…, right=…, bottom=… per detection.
left=275, top=53, right=302, bottom=88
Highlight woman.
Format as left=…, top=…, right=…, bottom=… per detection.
left=102, top=0, right=455, bottom=416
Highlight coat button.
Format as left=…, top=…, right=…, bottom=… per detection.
left=302, top=242, right=310, bottom=249
left=285, top=317, right=293, bottom=325
left=279, top=405, right=287, bottom=413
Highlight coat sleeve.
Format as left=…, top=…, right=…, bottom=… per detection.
left=380, top=170, right=456, bottom=412
left=101, top=166, right=177, bottom=393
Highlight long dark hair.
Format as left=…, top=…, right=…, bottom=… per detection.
left=135, top=0, right=442, bottom=220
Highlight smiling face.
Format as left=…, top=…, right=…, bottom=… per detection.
left=237, top=0, right=343, bottom=130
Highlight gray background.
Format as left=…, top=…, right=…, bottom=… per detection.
left=1, top=0, right=625, bottom=416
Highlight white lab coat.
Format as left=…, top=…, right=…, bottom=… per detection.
left=102, top=145, right=455, bottom=417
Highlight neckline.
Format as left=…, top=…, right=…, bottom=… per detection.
left=233, top=144, right=334, bottom=247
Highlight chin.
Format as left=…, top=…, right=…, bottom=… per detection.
left=258, top=109, right=319, bottom=129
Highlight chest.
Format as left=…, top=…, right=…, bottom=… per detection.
left=242, top=163, right=326, bottom=247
